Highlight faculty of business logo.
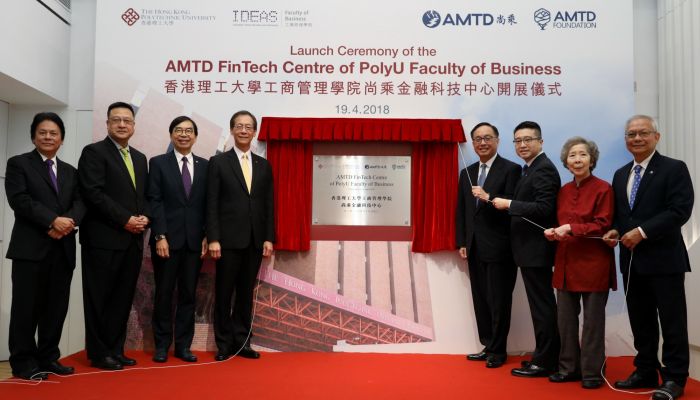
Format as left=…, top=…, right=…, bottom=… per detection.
left=121, top=8, right=140, bottom=26
left=423, top=10, right=441, bottom=28
left=534, top=8, right=597, bottom=30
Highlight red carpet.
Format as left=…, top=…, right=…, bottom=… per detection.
left=0, top=352, right=697, bottom=399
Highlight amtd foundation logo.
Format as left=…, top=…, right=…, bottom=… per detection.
left=421, top=10, right=494, bottom=28
left=534, top=8, right=597, bottom=30
left=122, top=8, right=140, bottom=26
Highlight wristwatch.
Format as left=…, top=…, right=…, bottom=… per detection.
left=155, top=234, right=166, bottom=241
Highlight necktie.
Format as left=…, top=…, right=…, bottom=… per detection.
left=181, top=156, right=192, bottom=198
left=522, top=164, right=529, bottom=176
left=46, top=159, right=58, bottom=193
left=241, top=153, right=252, bottom=193
left=629, top=164, right=642, bottom=208
left=476, top=164, right=487, bottom=206
left=120, top=148, right=136, bottom=188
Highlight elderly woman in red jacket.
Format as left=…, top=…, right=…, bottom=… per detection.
left=544, top=136, right=616, bottom=389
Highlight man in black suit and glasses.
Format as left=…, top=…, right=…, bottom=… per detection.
left=603, top=115, right=693, bottom=400
left=78, top=102, right=149, bottom=370
left=148, top=116, right=208, bottom=363
left=492, top=121, right=561, bottom=378
left=207, top=110, right=274, bottom=361
left=5, top=112, right=85, bottom=380
left=456, top=122, right=521, bottom=368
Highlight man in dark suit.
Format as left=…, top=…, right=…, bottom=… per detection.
left=603, top=115, right=693, bottom=400
left=456, top=122, right=521, bottom=368
left=147, top=116, right=208, bottom=363
left=492, top=120, right=560, bottom=377
left=78, top=102, right=149, bottom=370
left=5, top=112, right=85, bottom=380
left=207, top=110, right=274, bottom=361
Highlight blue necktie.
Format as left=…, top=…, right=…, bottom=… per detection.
left=629, top=165, right=642, bottom=208
left=522, top=164, right=528, bottom=176
left=46, top=159, right=58, bottom=193
left=476, top=164, right=487, bottom=206
left=181, top=156, right=192, bottom=198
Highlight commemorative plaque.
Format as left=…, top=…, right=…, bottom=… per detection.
left=312, top=155, right=411, bottom=226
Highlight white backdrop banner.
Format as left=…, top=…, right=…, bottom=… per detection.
left=95, top=0, right=635, bottom=355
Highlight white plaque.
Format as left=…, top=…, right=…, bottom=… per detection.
left=313, top=155, right=411, bottom=226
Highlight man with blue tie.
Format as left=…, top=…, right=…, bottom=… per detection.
left=148, top=116, right=208, bottom=363
left=456, top=122, right=521, bottom=368
left=5, top=112, right=85, bottom=380
left=603, top=115, right=693, bottom=400
left=207, top=110, right=274, bottom=361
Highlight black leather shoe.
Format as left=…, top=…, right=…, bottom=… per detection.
left=215, top=350, right=231, bottom=361
left=521, top=360, right=532, bottom=368
left=39, top=361, right=74, bottom=375
left=466, top=351, right=488, bottom=361
left=152, top=349, right=168, bottom=363
left=114, top=354, right=136, bottom=366
left=548, top=372, right=582, bottom=383
left=485, top=355, right=505, bottom=368
left=238, top=346, right=260, bottom=359
left=174, top=349, right=197, bottom=362
left=13, top=367, right=49, bottom=381
left=582, top=378, right=604, bottom=389
left=652, top=381, right=684, bottom=400
left=511, top=364, right=551, bottom=378
left=614, top=370, right=659, bottom=389
left=90, top=356, right=123, bottom=370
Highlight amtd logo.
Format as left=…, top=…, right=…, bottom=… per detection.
left=121, top=8, right=140, bottom=26
left=422, top=10, right=493, bottom=28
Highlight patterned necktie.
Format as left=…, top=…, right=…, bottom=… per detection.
left=241, top=153, right=252, bottom=193
left=522, top=164, right=529, bottom=176
left=46, top=159, right=58, bottom=193
left=120, top=148, right=136, bottom=187
left=181, top=156, right=192, bottom=198
left=476, top=163, right=487, bottom=206
left=629, top=164, right=642, bottom=208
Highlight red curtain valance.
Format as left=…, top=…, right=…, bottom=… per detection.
left=260, top=117, right=465, bottom=253
left=259, top=117, right=465, bottom=143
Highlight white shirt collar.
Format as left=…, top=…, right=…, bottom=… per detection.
left=633, top=150, right=655, bottom=170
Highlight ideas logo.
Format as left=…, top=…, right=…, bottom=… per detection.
left=422, top=10, right=441, bottom=28
left=121, top=8, right=140, bottom=26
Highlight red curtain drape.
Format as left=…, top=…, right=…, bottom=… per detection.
left=410, top=143, right=458, bottom=253
left=260, top=117, right=464, bottom=253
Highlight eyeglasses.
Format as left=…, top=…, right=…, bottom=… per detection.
left=108, top=117, right=135, bottom=126
left=473, top=135, right=495, bottom=144
left=624, top=131, right=655, bottom=139
left=173, top=128, right=195, bottom=135
left=513, top=137, right=541, bottom=145
left=233, top=124, right=255, bottom=132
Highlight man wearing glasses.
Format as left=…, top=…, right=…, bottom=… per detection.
left=78, top=102, right=149, bottom=370
left=456, top=122, right=521, bottom=369
left=207, top=110, right=274, bottom=361
left=147, top=116, right=208, bottom=363
left=492, top=121, right=560, bottom=378
left=602, top=115, right=693, bottom=400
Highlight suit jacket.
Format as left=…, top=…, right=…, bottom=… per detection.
left=455, top=154, right=521, bottom=262
left=612, top=152, right=693, bottom=275
left=78, top=137, right=149, bottom=250
left=147, top=151, right=208, bottom=251
left=5, top=150, right=85, bottom=267
left=206, top=149, right=274, bottom=249
left=509, top=153, right=561, bottom=267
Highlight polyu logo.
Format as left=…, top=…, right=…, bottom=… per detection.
left=122, top=8, right=140, bottom=26
left=422, top=10, right=441, bottom=28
